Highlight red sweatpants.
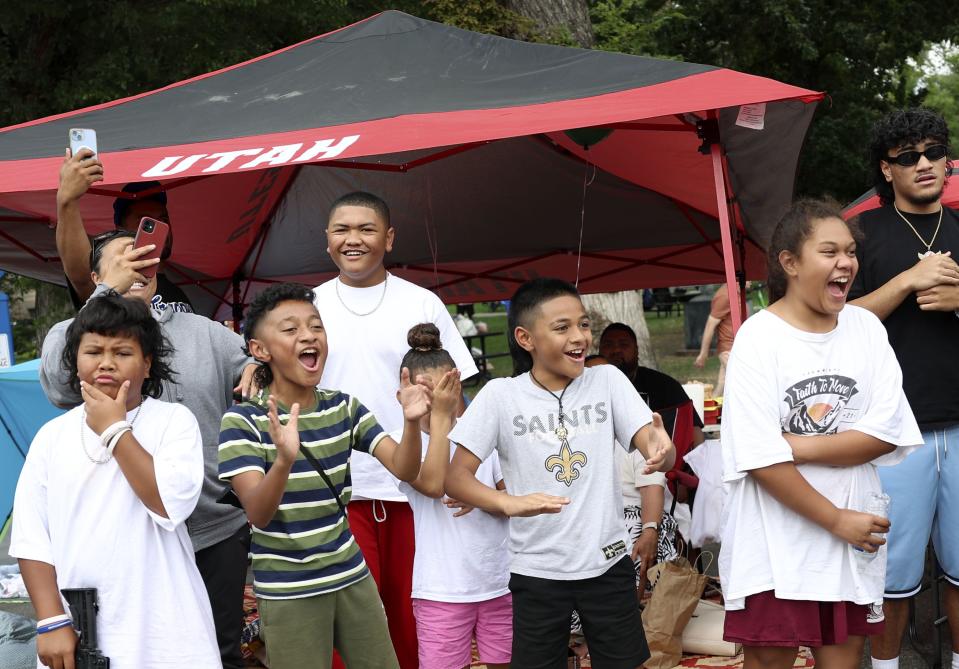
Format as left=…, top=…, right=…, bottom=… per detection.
left=332, top=500, right=418, bottom=669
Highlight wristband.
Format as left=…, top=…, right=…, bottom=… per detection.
left=36, top=614, right=70, bottom=628
left=37, top=619, right=74, bottom=635
left=641, top=521, right=660, bottom=533
left=106, top=427, right=133, bottom=455
left=99, top=420, right=132, bottom=448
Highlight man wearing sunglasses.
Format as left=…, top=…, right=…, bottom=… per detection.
left=849, top=108, right=959, bottom=669
left=56, top=148, right=193, bottom=313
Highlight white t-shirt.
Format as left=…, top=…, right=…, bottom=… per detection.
left=394, top=430, right=510, bottom=602
left=719, top=307, right=923, bottom=610
left=315, top=274, right=479, bottom=501
left=449, top=365, right=653, bottom=580
left=617, top=447, right=667, bottom=505
left=10, top=399, right=220, bottom=669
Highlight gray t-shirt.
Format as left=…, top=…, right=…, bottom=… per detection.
left=449, top=365, right=652, bottom=580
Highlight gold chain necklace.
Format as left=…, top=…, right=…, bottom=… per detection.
left=893, top=204, right=943, bottom=259
left=80, top=398, right=144, bottom=464
left=334, top=273, right=389, bottom=317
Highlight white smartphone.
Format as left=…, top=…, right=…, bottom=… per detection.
left=69, top=128, right=97, bottom=158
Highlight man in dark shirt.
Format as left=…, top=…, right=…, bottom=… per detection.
left=848, top=108, right=959, bottom=669
left=57, top=148, right=193, bottom=312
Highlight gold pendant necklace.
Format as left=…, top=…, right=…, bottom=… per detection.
left=893, top=204, right=943, bottom=260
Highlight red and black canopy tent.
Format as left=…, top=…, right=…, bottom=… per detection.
left=0, top=11, right=822, bottom=330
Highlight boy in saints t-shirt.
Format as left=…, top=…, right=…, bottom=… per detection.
left=446, top=278, right=676, bottom=669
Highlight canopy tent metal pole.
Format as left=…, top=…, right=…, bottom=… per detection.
left=707, top=111, right=745, bottom=334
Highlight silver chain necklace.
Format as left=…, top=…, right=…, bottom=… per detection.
left=80, top=398, right=144, bottom=465
left=529, top=371, right=574, bottom=441
left=334, top=273, right=389, bottom=317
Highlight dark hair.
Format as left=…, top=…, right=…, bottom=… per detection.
left=61, top=293, right=175, bottom=399
left=869, top=108, right=952, bottom=205
left=243, top=282, right=317, bottom=388
left=400, top=323, right=455, bottom=378
left=766, top=199, right=861, bottom=303
left=113, top=181, right=168, bottom=228
left=600, top=322, right=637, bottom=344
left=90, top=230, right=135, bottom=276
left=507, top=278, right=581, bottom=376
left=328, top=191, right=391, bottom=227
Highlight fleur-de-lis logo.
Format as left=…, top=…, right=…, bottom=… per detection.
left=545, top=442, right=588, bottom=486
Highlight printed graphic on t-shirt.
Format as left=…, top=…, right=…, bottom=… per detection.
left=783, top=374, right=860, bottom=435
left=511, top=403, right=608, bottom=437
left=545, top=441, right=588, bottom=486
left=602, top=539, right=627, bottom=560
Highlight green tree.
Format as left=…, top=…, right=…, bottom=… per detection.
left=918, top=43, right=959, bottom=143
left=586, top=0, right=959, bottom=202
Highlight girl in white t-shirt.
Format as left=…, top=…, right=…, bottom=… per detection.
left=11, top=293, right=219, bottom=669
left=719, top=199, right=922, bottom=669
left=393, top=323, right=512, bottom=669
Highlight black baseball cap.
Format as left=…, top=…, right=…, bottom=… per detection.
left=112, top=181, right=168, bottom=228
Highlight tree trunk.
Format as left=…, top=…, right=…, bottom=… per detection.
left=582, top=290, right=656, bottom=368
left=505, top=0, right=595, bottom=48
left=34, top=281, right=73, bottom=354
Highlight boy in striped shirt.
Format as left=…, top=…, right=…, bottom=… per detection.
left=218, top=283, right=431, bottom=669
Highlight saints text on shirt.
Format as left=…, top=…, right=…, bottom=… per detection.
left=512, top=403, right=608, bottom=439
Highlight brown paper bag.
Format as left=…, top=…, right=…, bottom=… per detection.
left=641, top=558, right=707, bottom=669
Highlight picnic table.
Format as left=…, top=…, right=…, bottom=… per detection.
left=462, top=331, right=510, bottom=384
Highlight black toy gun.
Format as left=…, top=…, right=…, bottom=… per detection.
left=60, top=588, right=110, bottom=669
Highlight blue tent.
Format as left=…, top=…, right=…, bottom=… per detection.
left=0, top=360, right=64, bottom=532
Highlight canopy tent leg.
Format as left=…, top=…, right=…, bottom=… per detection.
left=706, top=113, right=745, bottom=334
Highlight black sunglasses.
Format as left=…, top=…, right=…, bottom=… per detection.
left=885, top=144, right=948, bottom=167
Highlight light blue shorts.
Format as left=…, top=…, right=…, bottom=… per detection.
left=880, top=424, right=959, bottom=598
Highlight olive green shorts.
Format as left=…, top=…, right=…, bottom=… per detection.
left=258, top=574, right=399, bottom=669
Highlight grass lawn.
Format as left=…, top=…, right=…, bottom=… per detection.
left=453, top=308, right=722, bottom=398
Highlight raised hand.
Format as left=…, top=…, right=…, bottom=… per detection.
left=642, top=413, right=675, bottom=474
left=98, top=239, right=159, bottom=294
left=267, top=397, right=301, bottom=465
left=81, top=379, right=133, bottom=434
left=431, top=369, right=461, bottom=418
left=830, top=509, right=889, bottom=552
left=398, top=367, right=432, bottom=422
left=501, top=492, right=570, bottom=517
left=443, top=496, right=475, bottom=517
left=57, top=147, right=102, bottom=206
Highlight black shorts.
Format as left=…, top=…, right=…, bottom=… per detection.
left=509, top=556, right=649, bottom=669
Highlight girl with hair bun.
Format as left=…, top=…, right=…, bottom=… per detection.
left=394, top=323, right=513, bottom=669
left=719, top=199, right=923, bottom=669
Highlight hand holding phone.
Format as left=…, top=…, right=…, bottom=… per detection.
left=69, top=128, right=98, bottom=159
left=133, top=217, right=170, bottom=280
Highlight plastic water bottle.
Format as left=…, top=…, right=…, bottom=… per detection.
left=855, top=491, right=890, bottom=563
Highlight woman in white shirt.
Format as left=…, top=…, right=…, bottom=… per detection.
left=719, top=200, right=922, bottom=669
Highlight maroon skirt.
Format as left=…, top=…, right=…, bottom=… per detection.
left=724, top=590, right=884, bottom=647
